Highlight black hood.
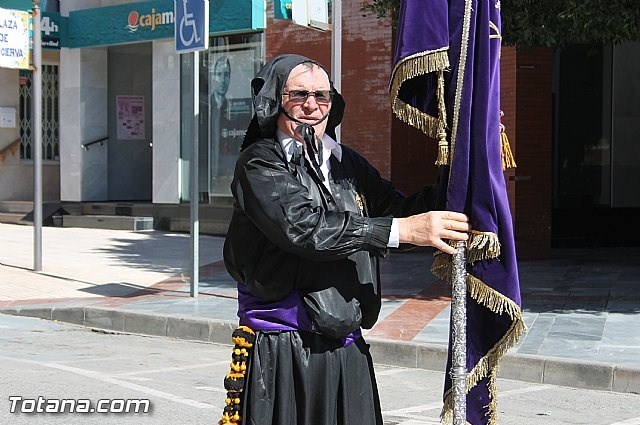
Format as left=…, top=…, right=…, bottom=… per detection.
left=241, top=54, right=345, bottom=151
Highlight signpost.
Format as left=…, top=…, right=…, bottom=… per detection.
left=330, top=0, right=340, bottom=140
left=32, top=1, right=42, bottom=271
left=174, top=0, right=209, bottom=297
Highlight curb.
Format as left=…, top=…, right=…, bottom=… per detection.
left=0, top=306, right=236, bottom=346
left=3, top=306, right=639, bottom=395
left=366, top=337, right=640, bottom=395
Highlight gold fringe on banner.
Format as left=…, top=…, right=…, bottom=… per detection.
left=431, top=251, right=522, bottom=322
left=432, top=231, right=501, bottom=265
left=467, top=230, right=501, bottom=263
left=219, top=326, right=256, bottom=425
left=392, top=98, right=441, bottom=137
left=440, top=316, right=526, bottom=425
left=466, top=273, right=523, bottom=321
left=431, top=246, right=527, bottom=425
left=390, top=49, right=450, bottom=153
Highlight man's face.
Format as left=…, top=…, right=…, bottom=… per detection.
left=277, top=63, right=332, bottom=139
left=212, top=59, right=231, bottom=97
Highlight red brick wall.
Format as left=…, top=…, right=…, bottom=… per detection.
left=265, top=3, right=394, bottom=177
left=501, top=46, right=517, bottom=226
left=514, top=48, right=553, bottom=259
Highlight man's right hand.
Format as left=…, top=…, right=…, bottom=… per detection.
left=397, top=211, right=470, bottom=254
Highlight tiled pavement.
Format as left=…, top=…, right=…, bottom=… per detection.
left=1, top=223, right=639, bottom=393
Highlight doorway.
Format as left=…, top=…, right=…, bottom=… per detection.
left=553, top=42, right=640, bottom=246
left=107, top=43, right=153, bottom=201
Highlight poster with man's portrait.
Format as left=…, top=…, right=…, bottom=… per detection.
left=207, top=50, right=254, bottom=197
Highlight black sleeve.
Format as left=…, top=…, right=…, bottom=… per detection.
left=340, top=146, right=438, bottom=218
left=232, top=140, right=392, bottom=261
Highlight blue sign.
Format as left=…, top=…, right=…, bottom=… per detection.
left=65, top=0, right=263, bottom=49
left=174, top=0, right=208, bottom=53
left=41, top=12, right=67, bottom=49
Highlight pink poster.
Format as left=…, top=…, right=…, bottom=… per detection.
left=116, top=95, right=145, bottom=140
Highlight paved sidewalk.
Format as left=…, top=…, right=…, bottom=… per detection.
left=1, top=223, right=639, bottom=394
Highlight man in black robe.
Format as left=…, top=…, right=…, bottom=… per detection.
left=221, top=54, right=469, bottom=425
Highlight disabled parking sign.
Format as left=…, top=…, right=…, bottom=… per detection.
left=174, top=0, right=209, bottom=53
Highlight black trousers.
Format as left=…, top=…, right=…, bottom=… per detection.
left=242, top=331, right=383, bottom=425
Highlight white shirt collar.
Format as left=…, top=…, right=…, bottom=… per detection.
left=277, top=129, right=342, bottom=163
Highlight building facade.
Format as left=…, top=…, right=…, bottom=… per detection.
left=1, top=0, right=638, bottom=258
left=0, top=0, right=62, bottom=202
left=1, top=0, right=264, bottom=212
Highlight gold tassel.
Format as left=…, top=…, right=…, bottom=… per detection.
left=434, top=70, right=449, bottom=166
left=435, top=137, right=449, bottom=166
left=500, top=130, right=516, bottom=170
left=499, top=112, right=516, bottom=170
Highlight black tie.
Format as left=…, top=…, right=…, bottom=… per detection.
left=296, top=124, right=324, bottom=181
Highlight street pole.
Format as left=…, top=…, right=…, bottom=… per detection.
left=32, top=0, right=42, bottom=272
left=451, top=240, right=467, bottom=424
left=190, top=50, right=200, bottom=298
left=331, top=0, right=341, bottom=140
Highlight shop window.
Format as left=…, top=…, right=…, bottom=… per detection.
left=180, top=32, right=263, bottom=203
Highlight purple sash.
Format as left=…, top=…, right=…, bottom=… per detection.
left=237, top=284, right=361, bottom=347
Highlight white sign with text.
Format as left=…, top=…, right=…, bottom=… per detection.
left=0, top=8, right=31, bottom=70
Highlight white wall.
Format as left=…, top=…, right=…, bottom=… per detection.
left=152, top=40, right=181, bottom=204
left=59, top=47, right=108, bottom=202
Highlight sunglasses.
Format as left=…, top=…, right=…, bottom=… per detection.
left=283, top=89, right=333, bottom=104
